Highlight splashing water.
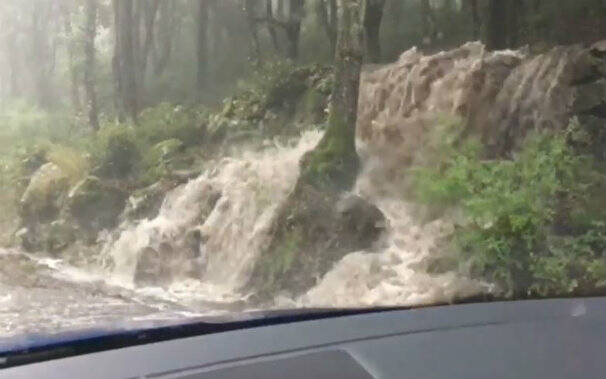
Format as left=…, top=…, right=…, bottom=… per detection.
left=101, top=131, right=323, bottom=304
left=298, top=196, right=490, bottom=308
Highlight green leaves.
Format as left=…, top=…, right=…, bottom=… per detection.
left=412, top=120, right=606, bottom=298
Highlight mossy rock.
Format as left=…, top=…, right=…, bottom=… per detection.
left=250, top=189, right=384, bottom=299
left=65, top=176, right=128, bottom=239
left=19, top=162, right=69, bottom=225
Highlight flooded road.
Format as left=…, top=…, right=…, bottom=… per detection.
left=0, top=249, right=208, bottom=338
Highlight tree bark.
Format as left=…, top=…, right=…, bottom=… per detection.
left=5, top=33, right=20, bottom=98
left=152, top=1, right=177, bottom=76
left=30, top=1, right=54, bottom=108
left=84, top=0, right=100, bottom=130
left=140, top=0, right=159, bottom=84
left=113, top=0, right=139, bottom=122
left=363, top=0, right=385, bottom=63
left=300, top=0, right=365, bottom=190
left=486, top=0, right=508, bottom=50
left=112, top=0, right=124, bottom=121
left=467, top=0, right=481, bottom=40
left=196, top=0, right=210, bottom=100
left=285, top=0, right=304, bottom=60
left=508, top=0, right=522, bottom=48
left=248, top=0, right=370, bottom=299
left=420, top=0, right=437, bottom=45
left=60, top=2, right=81, bottom=112
left=266, top=0, right=280, bottom=52
left=244, top=0, right=261, bottom=62
left=316, top=0, right=338, bottom=58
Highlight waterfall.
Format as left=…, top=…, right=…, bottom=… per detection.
left=101, top=131, right=323, bottom=304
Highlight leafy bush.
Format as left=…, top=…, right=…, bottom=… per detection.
left=411, top=119, right=606, bottom=297
left=223, top=61, right=332, bottom=122
left=137, top=103, right=208, bottom=146
left=45, top=144, right=90, bottom=186
left=91, top=124, right=140, bottom=179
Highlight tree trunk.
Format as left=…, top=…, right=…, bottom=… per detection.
left=60, top=2, right=81, bottom=112
left=248, top=0, right=371, bottom=299
left=363, top=0, right=385, bottom=63
left=266, top=0, right=280, bottom=52
left=486, top=0, right=508, bottom=50
left=244, top=0, right=261, bottom=62
left=30, top=1, right=54, bottom=108
left=508, top=0, right=522, bottom=48
left=285, top=0, right=304, bottom=60
left=300, top=0, right=365, bottom=190
left=112, top=0, right=124, bottom=121
left=467, top=0, right=481, bottom=40
left=114, top=0, right=139, bottom=122
left=153, top=1, right=177, bottom=76
left=5, top=34, right=20, bottom=97
left=420, top=0, right=437, bottom=45
left=84, top=0, right=99, bottom=130
left=140, top=0, right=159, bottom=84
left=196, top=0, right=210, bottom=100
left=316, top=0, right=338, bottom=58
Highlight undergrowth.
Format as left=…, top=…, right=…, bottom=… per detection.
left=411, top=117, right=606, bottom=298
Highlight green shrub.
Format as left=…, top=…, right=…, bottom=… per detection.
left=91, top=124, right=140, bottom=179
left=137, top=103, right=208, bottom=146
left=411, top=120, right=606, bottom=297
left=224, top=61, right=332, bottom=123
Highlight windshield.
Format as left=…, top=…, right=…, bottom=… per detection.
left=0, top=0, right=605, bottom=341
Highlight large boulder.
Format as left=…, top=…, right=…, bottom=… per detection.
left=249, top=188, right=385, bottom=298
left=65, top=176, right=128, bottom=241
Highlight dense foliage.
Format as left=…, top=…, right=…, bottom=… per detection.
left=412, top=119, right=606, bottom=297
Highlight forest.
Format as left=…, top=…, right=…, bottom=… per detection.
left=1, top=0, right=606, bottom=315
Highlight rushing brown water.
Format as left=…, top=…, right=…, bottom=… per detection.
left=7, top=41, right=596, bottom=337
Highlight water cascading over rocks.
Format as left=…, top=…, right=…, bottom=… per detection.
left=7, top=41, right=606, bottom=329
left=357, top=41, right=606, bottom=175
